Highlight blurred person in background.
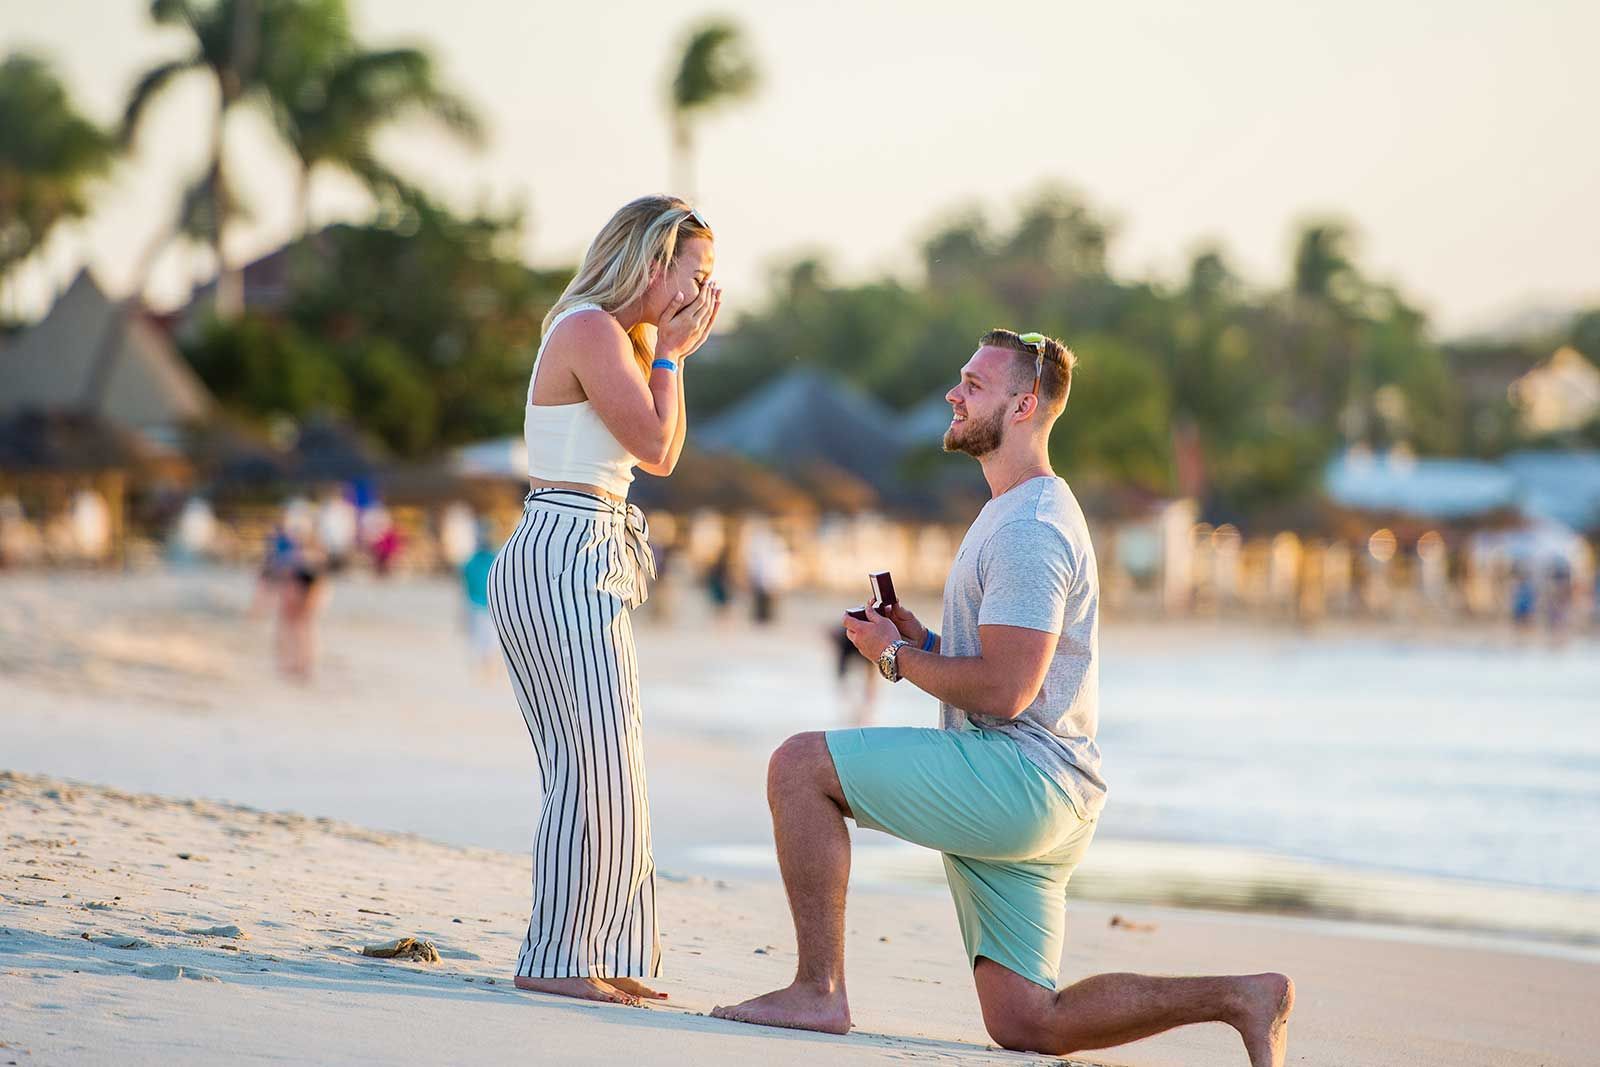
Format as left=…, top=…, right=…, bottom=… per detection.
left=275, top=546, right=328, bottom=682
left=487, top=196, right=720, bottom=1006
left=1510, top=563, right=1538, bottom=639
left=251, top=522, right=298, bottom=618
left=745, top=521, right=790, bottom=624
left=705, top=540, right=735, bottom=621
left=459, top=521, right=499, bottom=679
left=831, top=624, right=879, bottom=727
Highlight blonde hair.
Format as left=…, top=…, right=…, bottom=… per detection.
left=543, top=195, right=715, bottom=371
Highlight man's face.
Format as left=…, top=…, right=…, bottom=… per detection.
left=942, top=346, right=1020, bottom=458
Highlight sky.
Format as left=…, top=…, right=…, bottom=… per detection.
left=5, top=0, right=1596, bottom=336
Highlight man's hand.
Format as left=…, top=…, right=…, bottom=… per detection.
left=884, top=602, right=928, bottom=647
left=842, top=603, right=900, bottom=663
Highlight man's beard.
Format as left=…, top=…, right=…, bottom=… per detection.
left=942, top=405, right=1006, bottom=458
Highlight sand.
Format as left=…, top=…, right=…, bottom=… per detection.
left=3, top=769, right=1597, bottom=1066
left=2, top=568, right=1598, bottom=1065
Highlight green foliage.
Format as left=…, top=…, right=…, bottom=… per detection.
left=0, top=53, right=116, bottom=284
left=182, top=199, right=569, bottom=458
left=1047, top=333, right=1173, bottom=491
left=185, top=311, right=347, bottom=416
left=693, top=186, right=1499, bottom=510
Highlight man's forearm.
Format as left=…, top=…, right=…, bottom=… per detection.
left=894, top=647, right=1018, bottom=720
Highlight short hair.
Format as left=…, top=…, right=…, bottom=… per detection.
left=980, top=329, right=1076, bottom=412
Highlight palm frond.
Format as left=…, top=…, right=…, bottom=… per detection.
left=120, top=57, right=199, bottom=144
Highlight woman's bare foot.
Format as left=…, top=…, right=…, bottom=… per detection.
left=710, top=981, right=851, bottom=1035
left=513, top=975, right=641, bottom=1007
left=606, top=977, right=668, bottom=1000
left=1230, top=972, right=1294, bottom=1067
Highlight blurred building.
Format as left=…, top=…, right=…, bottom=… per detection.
left=1507, top=346, right=1600, bottom=436
left=697, top=369, right=982, bottom=520
left=0, top=270, right=211, bottom=447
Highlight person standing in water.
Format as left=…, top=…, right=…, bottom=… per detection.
left=488, top=196, right=720, bottom=1006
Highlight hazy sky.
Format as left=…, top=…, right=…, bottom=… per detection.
left=6, top=0, right=1596, bottom=334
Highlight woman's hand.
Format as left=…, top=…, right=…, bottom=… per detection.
left=656, top=281, right=721, bottom=364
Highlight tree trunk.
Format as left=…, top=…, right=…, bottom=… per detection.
left=209, top=104, right=241, bottom=320
left=296, top=165, right=313, bottom=240
left=671, top=117, right=695, bottom=201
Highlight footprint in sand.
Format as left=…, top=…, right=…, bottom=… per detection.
left=85, top=934, right=152, bottom=950
left=184, top=924, right=246, bottom=939
left=131, top=963, right=221, bottom=982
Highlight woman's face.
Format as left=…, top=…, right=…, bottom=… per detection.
left=647, top=236, right=714, bottom=325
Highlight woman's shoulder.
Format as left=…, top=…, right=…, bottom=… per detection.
left=551, top=305, right=624, bottom=343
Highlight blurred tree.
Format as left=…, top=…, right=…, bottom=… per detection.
left=1569, top=307, right=1600, bottom=360
left=0, top=53, right=116, bottom=292
left=260, top=0, right=483, bottom=236
left=123, top=0, right=283, bottom=318
left=666, top=18, right=759, bottom=199
left=183, top=198, right=569, bottom=457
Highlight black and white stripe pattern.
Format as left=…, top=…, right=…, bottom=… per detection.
left=487, top=489, right=659, bottom=979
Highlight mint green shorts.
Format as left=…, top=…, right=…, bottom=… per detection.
left=826, top=726, right=1096, bottom=990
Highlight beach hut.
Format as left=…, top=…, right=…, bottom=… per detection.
left=696, top=370, right=907, bottom=500
left=0, top=270, right=211, bottom=447
left=0, top=410, right=191, bottom=563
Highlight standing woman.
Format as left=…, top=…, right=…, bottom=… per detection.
left=489, top=196, right=720, bottom=1005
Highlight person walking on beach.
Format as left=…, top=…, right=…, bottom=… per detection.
left=459, top=521, right=500, bottom=680
left=488, top=196, right=720, bottom=1007
left=712, top=330, right=1295, bottom=1065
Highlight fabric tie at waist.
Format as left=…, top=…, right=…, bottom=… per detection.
left=523, top=489, right=655, bottom=608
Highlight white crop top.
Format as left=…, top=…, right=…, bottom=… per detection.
left=524, top=303, right=639, bottom=496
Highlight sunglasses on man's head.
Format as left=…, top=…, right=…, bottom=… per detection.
left=1018, top=332, right=1047, bottom=396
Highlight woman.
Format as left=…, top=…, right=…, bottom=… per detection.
left=488, top=195, right=720, bottom=1006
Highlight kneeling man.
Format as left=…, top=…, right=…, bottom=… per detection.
left=712, top=330, right=1294, bottom=1066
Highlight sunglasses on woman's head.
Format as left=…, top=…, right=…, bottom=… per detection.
left=678, top=207, right=711, bottom=233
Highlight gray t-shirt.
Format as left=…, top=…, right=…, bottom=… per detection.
left=938, top=475, right=1107, bottom=818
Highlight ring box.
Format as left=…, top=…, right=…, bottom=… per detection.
left=846, top=571, right=898, bottom=621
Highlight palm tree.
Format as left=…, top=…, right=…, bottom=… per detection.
left=122, top=0, right=281, bottom=318
left=666, top=18, right=759, bottom=199
left=1291, top=220, right=1357, bottom=306
left=265, top=42, right=483, bottom=237
left=0, top=53, right=116, bottom=294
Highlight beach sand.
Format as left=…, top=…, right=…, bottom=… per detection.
left=4, top=769, right=1597, bottom=1067
left=2, top=568, right=1598, bottom=1064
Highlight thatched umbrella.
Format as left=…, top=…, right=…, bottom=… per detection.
left=631, top=446, right=815, bottom=517
left=0, top=410, right=185, bottom=477
left=0, top=410, right=192, bottom=560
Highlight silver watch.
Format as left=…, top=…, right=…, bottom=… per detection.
left=877, top=639, right=911, bottom=683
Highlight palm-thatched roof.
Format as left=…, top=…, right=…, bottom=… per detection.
left=0, top=270, right=210, bottom=441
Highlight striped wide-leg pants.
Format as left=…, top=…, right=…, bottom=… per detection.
left=487, top=488, right=660, bottom=979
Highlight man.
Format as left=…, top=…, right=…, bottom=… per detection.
left=712, top=331, right=1294, bottom=1065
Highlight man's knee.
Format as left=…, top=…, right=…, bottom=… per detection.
left=982, top=1008, right=1059, bottom=1055
left=976, top=959, right=1064, bottom=1054
left=767, top=732, right=844, bottom=808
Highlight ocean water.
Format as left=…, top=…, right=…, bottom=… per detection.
left=645, top=614, right=1600, bottom=896
left=5, top=571, right=1595, bottom=944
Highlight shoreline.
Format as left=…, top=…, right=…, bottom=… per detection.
left=4, top=769, right=1597, bottom=1066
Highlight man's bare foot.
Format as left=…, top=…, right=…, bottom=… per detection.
left=710, top=981, right=851, bottom=1035
left=1230, top=972, right=1294, bottom=1067
left=608, top=977, right=668, bottom=1000
left=512, top=975, right=641, bottom=1006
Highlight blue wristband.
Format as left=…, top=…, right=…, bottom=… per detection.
left=920, top=629, right=937, bottom=652
left=651, top=358, right=678, bottom=372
